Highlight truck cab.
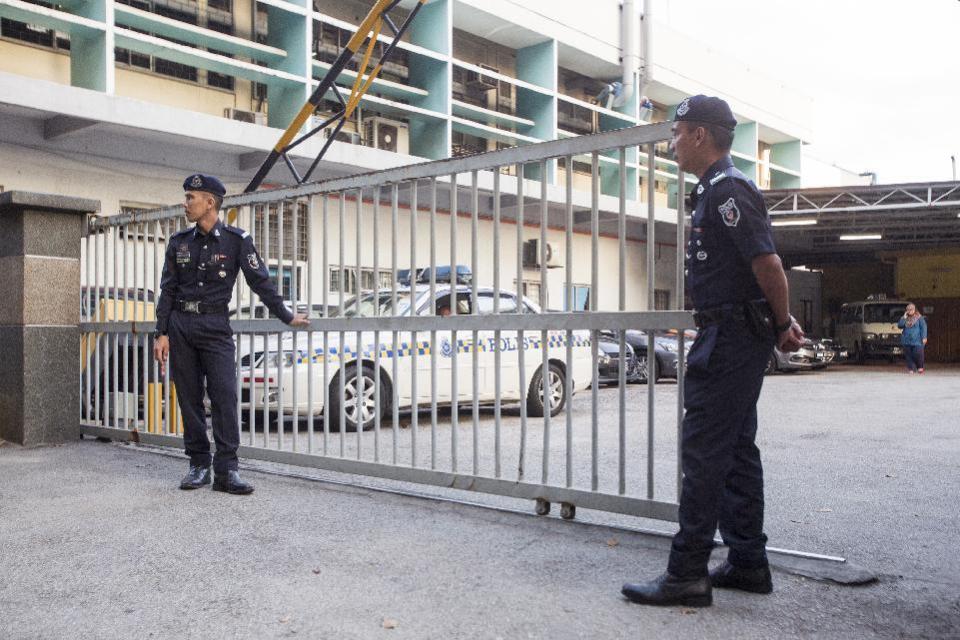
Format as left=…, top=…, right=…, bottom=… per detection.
left=835, top=296, right=909, bottom=363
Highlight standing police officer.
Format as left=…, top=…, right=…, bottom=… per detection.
left=153, top=174, right=309, bottom=495
left=622, top=96, right=804, bottom=607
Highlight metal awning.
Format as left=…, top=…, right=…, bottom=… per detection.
left=763, top=181, right=960, bottom=265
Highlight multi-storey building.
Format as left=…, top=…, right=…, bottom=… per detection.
left=0, top=0, right=811, bottom=311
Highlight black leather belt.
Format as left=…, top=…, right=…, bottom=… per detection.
left=177, top=300, right=228, bottom=314
left=693, top=301, right=770, bottom=330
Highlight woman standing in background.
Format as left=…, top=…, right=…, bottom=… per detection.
left=898, top=303, right=928, bottom=374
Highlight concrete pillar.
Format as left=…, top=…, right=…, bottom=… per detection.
left=0, top=192, right=100, bottom=446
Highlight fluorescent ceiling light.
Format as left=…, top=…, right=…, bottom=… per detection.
left=839, top=234, right=882, bottom=241
left=771, top=218, right=817, bottom=227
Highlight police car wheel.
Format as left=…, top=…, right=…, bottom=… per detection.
left=329, top=363, right=388, bottom=432
left=526, top=363, right=566, bottom=418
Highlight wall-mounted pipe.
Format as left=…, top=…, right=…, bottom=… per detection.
left=612, top=0, right=640, bottom=109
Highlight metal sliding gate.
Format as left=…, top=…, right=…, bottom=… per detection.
left=79, top=122, right=693, bottom=522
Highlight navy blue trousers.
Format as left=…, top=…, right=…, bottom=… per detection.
left=903, top=345, right=925, bottom=371
left=668, top=318, right=773, bottom=578
left=168, top=311, right=240, bottom=473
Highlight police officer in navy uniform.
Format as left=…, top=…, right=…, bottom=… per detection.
left=153, top=174, right=309, bottom=494
left=622, top=96, right=804, bottom=606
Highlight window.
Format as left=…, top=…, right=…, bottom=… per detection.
left=654, top=289, right=670, bottom=311
left=1, top=1, right=70, bottom=50
left=564, top=285, right=591, bottom=311
left=515, top=280, right=543, bottom=307
left=267, top=265, right=300, bottom=301
left=329, top=266, right=392, bottom=295
left=253, top=202, right=309, bottom=262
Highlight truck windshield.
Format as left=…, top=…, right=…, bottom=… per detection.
left=864, top=303, right=906, bottom=323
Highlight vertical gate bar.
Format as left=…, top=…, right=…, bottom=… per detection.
left=429, top=178, right=438, bottom=470
left=83, top=225, right=91, bottom=423
left=139, top=223, right=148, bottom=432
left=94, top=224, right=102, bottom=425
left=122, top=220, right=130, bottom=430
left=234, top=212, right=243, bottom=444
left=277, top=200, right=285, bottom=451
left=373, top=185, right=381, bottom=461
left=153, top=220, right=160, bottom=433
left=246, top=206, right=256, bottom=446
left=355, top=188, right=363, bottom=458
left=470, top=169, right=479, bottom=477
left=306, top=197, right=314, bottom=454
left=291, top=199, right=300, bottom=452
left=646, top=142, right=657, bottom=499
left=618, top=147, right=627, bottom=495
left=676, top=169, right=687, bottom=499
left=322, top=195, right=330, bottom=455
left=262, top=203, right=272, bottom=449
left=449, top=172, right=458, bottom=473
left=111, top=226, right=118, bottom=430
left=339, top=193, right=346, bottom=457
left=163, top=220, right=171, bottom=435
left=590, top=151, right=600, bottom=491
left=516, top=163, right=526, bottom=482
left=134, top=223, right=141, bottom=431
left=539, top=159, right=550, bottom=486
left=564, top=156, right=574, bottom=488
left=391, top=182, right=400, bottom=465
left=409, top=180, right=418, bottom=468
left=493, top=168, right=502, bottom=479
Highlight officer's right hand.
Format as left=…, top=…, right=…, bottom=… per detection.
left=777, top=320, right=804, bottom=352
left=288, top=313, right=310, bottom=328
left=154, top=335, right=170, bottom=376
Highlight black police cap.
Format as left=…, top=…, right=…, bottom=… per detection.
left=674, top=95, right=737, bottom=131
left=183, top=173, right=226, bottom=197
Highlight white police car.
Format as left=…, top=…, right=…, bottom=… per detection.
left=239, top=267, right=593, bottom=431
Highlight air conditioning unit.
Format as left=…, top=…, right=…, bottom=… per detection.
left=362, top=116, right=409, bottom=155
left=523, top=239, right=563, bottom=269
left=466, top=64, right=499, bottom=91
left=225, top=108, right=266, bottom=126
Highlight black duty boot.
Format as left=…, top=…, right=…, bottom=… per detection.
left=621, top=572, right=712, bottom=607
left=179, top=465, right=211, bottom=490
left=709, top=561, right=773, bottom=594
left=212, top=470, right=254, bottom=495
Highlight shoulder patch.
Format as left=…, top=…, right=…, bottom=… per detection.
left=224, top=225, right=250, bottom=239
left=718, top=197, right=741, bottom=227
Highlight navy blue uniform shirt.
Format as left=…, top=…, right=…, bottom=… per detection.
left=156, top=219, right=292, bottom=333
left=685, top=157, right=776, bottom=310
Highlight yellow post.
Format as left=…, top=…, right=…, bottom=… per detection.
left=147, top=383, right=163, bottom=434
left=169, top=384, right=184, bottom=435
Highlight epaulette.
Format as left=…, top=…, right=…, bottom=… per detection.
left=710, top=166, right=756, bottom=189
left=224, top=224, right=250, bottom=239
left=171, top=226, right=193, bottom=238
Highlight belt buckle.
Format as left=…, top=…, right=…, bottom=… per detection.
left=184, top=301, right=200, bottom=313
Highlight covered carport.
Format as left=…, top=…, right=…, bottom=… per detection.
left=763, top=181, right=960, bottom=361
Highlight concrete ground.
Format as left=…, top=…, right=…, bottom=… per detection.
left=1, top=363, right=959, bottom=639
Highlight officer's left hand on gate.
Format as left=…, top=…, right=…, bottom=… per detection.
left=288, top=313, right=310, bottom=328
left=778, top=320, right=804, bottom=353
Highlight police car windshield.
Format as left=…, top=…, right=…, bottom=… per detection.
left=864, top=303, right=907, bottom=323
left=340, top=291, right=412, bottom=317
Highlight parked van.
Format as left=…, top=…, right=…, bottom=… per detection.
left=835, top=296, right=909, bottom=363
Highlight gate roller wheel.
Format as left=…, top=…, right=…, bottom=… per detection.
left=560, top=503, right=576, bottom=520
left=535, top=498, right=551, bottom=516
